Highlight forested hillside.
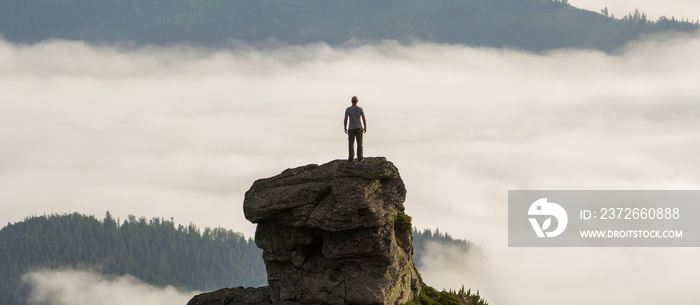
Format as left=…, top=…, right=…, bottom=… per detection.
left=0, top=0, right=697, bottom=51
left=0, top=213, right=480, bottom=305
left=413, top=228, right=482, bottom=270
left=0, top=213, right=266, bottom=305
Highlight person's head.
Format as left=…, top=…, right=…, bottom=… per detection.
left=351, top=96, right=358, bottom=105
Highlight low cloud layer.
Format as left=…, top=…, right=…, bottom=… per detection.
left=419, top=241, right=700, bottom=305
left=21, top=269, right=195, bottom=305
left=2, top=32, right=700, bottom=305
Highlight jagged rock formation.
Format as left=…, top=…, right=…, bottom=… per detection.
left=188, top=157, right=421, bottom=305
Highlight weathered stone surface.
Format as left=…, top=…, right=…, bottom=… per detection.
left=187, top=287, right=271, bottom=305
left=244, top=157, right=420, bottom=305
left=188, top=157, right=421, bottom=305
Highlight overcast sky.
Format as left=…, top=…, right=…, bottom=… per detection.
left=3, top=28, right=700, bottom=305
left=570, top=0, right=700, bottom=21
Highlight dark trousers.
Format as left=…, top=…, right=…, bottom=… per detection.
left=348, top=128, right=363, bottom=160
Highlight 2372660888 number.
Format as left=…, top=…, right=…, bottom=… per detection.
left=600, top=207, right=679, bottom=220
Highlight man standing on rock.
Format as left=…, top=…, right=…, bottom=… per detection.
left=344, top=96, right=366, bottom=162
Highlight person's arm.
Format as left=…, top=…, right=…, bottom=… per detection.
left=361, top=113, right=367, bottom=133
left=344, top=114, right=348, bottom=134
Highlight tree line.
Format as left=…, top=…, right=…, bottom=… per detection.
left=0, top=212, right=482, bottom=305
left=0, top=212, right=266, bottom=305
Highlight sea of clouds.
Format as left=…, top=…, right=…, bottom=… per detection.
left=3, top=30, right=700, bottom=305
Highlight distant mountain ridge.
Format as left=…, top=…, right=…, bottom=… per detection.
left=0, top=0, right=697, bottom=51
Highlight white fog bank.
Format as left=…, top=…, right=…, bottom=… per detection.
left=21, top=269, right=196, bottom=305
left=3, top=32, right=700, bottom=305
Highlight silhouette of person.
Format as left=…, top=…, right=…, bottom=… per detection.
left=344, top=96, right=366, bottom=161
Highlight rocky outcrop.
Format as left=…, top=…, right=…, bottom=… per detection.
left=188, top=287, right=271, bottom=305
left=188, top=157, right=421, bottom=305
